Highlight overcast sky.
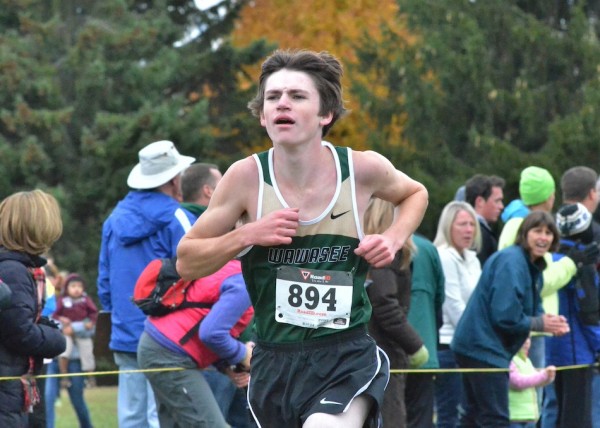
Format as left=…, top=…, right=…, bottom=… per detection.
left=194, top=0, right=222, bottom=10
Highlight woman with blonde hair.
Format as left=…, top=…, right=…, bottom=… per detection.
left=433, top=200, right=482, bottom=428
left=364, top=198, right=426, bottom=427
left=0, top=190, right=66, bottom=426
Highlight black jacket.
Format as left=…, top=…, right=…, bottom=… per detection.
left=0, top=248, right=66, bottom=414
left=366, top=251, right=423, bottom=368
left=476, top=219, right=498, bottom=267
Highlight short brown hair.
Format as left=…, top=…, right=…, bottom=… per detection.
left=0, top=190, right=62, bottom=255
left=181, top=163, right=219, bottom=203
left=560, top=166, right=598, bottom=202
left=515, top=211, right=559, bottom=254
left=465, top=174, right=505, bottom=207
left=247, top=49, right=347, bottom=137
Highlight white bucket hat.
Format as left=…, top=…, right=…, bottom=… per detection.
left=127, top=140, right=195, bottom=189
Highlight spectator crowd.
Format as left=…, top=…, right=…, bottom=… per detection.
left=0, top=48, right=599, bottom=428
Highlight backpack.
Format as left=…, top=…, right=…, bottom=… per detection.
left=557, top=240, right=600, bottom=326
left=132, top=257, right=212, bottom=317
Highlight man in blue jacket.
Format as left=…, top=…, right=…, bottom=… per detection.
left=97, top=140, right=195, bottom=428
left=547, top=203, right=600, bottom=428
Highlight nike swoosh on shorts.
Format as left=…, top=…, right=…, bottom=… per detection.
left=320, top=398, right=343, bottom=405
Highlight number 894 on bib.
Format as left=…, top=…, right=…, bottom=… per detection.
left=274, top=265, right=353, bottom=330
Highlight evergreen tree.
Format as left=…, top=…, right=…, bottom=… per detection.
left=352, top=0, right=600, bottom=237
left=0, top=0, right=269, bottom=292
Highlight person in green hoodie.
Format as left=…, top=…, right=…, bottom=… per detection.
left=405, top=234, right=445, bottom=428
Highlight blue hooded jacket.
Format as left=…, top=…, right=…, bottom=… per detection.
left=97, top=191, right=195, bottom=353
left=501, top=199, right=530, bottom=223
left=546, top=248, right=600, bottom=366
left=451, top=245, right=544, bottom=368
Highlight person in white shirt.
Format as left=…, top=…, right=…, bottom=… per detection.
left=433, top=201, right=482, bottom=428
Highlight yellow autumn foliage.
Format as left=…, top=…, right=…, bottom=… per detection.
left=232, top=0, right=418, bottom=153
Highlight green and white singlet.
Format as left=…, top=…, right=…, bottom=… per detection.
left=241, top=141, right=371, bottom=344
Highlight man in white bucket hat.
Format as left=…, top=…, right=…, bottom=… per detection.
left=97, top=140, right=195, bottom=428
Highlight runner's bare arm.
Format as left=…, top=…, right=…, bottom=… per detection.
left=176, top=157, right=300, bottom=280
left=353, top=150, right=428, bottom=267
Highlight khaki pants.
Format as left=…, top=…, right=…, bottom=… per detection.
left=60, top=336, right=95, bottom=371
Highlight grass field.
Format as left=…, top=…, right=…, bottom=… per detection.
left=55, top=386, right=118, bottom=428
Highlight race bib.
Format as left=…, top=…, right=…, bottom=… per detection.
left=275, top=266, right=353, bottom=329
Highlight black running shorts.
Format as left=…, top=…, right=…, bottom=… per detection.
left=247, top=326, right=390, bottom=427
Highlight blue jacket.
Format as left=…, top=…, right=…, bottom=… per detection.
left=546, top=248, right=600, bottom=366
left=452, top=245, right=544, bottom=368
left=97, top=190, right=195, bottom=353
left=501, top=199, right=530, bottom=223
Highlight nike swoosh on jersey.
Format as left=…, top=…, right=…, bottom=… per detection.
left=320, top=398, right=343, bottom=405
left=330, top=210, right=350, bottom=220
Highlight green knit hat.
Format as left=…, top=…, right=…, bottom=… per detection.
left=519, top=166, right=555, bottom=206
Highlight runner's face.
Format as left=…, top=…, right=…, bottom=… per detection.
left=260, top=69, right=332, bottom=146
